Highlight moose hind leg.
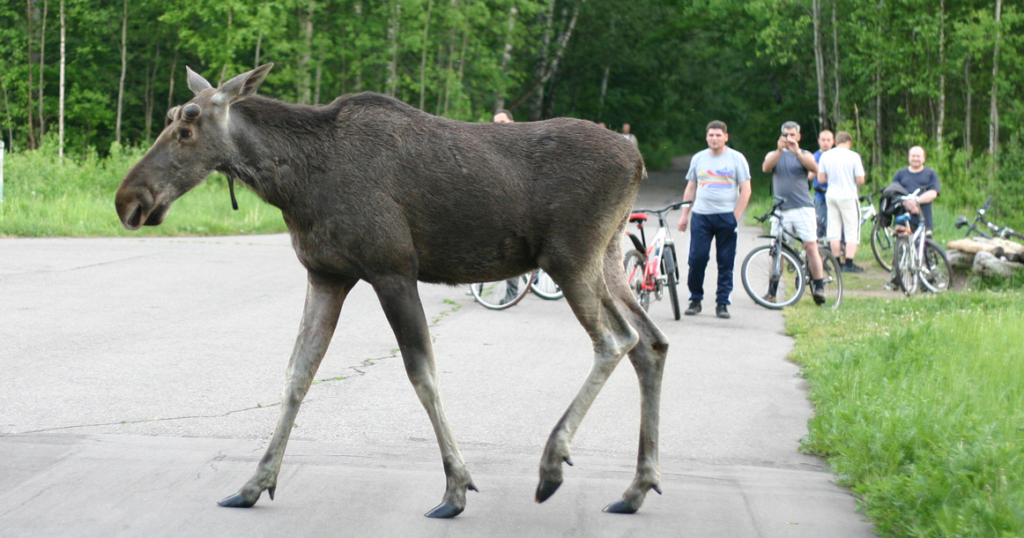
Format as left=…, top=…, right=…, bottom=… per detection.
left=218, top=273, right=356, bottom=508
left=536, top=264, right=639, bottom=504
left=602, top=246, right=670, bottom=514
left=373, top=276, right=476, bottom=519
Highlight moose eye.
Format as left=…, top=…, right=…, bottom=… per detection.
left=179, top=129, right=192, bottom=139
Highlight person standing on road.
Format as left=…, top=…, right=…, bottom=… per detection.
left=891, top=146, right=941, bottom=230
left=493, top=109, right=522, bottom=304
left=762, top=121, right=827, bottom=305
left=811, top=130, right=835, bottom=239
left=622, top=123, right=639, bottom=149
left=817, top=131, right=866, bottom=272
left=677, top=120, right=752, bottom=319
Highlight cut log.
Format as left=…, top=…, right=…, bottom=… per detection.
left=947, top=237, right=1023, bottom=256
left=947, top=249, right=975, bottom=272
left=972, top=250, right=1024, bottom=279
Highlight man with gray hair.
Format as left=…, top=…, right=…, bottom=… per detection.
left=762, top=121, right=827, bottom=304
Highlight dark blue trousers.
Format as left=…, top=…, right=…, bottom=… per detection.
left=687, top=212, right=738, bottom=305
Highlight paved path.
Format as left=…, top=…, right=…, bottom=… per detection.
left=0, top=170, right=875, bottom=537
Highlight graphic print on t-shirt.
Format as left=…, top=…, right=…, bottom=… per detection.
left=697, top=168, right=735, bottom=189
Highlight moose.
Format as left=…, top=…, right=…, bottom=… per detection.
left=115, top=64, right=670, bottom=518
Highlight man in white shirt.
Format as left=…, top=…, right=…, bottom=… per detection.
left=817, top=131, right=866, bottom=272
left=622, top=123, right=639, bottom=148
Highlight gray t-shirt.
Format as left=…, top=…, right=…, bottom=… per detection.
left=771, top=149, right=814, bottom=209
left=686, top=148, right=751, bottom=215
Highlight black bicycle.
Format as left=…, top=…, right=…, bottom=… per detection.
left=955, top=195, right=1024, bottom=241
left=741, top=198, right=843, bottom=309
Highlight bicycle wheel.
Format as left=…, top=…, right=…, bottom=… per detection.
left=871, top=221, right=894, bottom=272
left=663, top=246, right=681, bottom=320
left=893, top=237, right=917, bottom=295
left=472, top=273, right=532, bottom=310
left=530, top=269, right=564, bottom=300
left=624, top=249, right=650, bottom=311
left=920, top=240, right=953, bottom=293
left=816, top=247, right=843, bottom=309
left=741, top=245, right=805, bottom=309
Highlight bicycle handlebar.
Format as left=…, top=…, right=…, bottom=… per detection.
left=633, top=200, right=693, bottom=214
left=753, top=198, right=786, bottom=224
left=981, top=195, right=994, bottom=214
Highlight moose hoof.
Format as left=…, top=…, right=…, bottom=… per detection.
left=602, top=498, right=640, bottom=514
left=425, top=502, right=464, bottom=519
left=217, top=491, right=261, bottom=508
left=535, top=478, right=563, bottom=503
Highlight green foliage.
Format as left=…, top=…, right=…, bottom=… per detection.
left=788, top=292, right=1024, bottom=537
left=0, top=142, right=286, bottom=236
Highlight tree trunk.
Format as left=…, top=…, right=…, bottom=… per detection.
left=493, top=3, right=517, bottom=112
left=298, top=0, right=314, bottom=104
left=386, top=0, right=400, bottom=97
left=354, top=2, right=363, bottom=92
left=115, top=0, right=128, bottom=145
left=964, top=54, right=972, bottom=170
left=512, top=0, right=582, bottom=115
left=314, top=47, right=323, bottom=105
left=988, top=0, right=1001, bottom=180
left=255, top=30, right=262, bottom=68
left=419, top=0, right=433, bottom=110
left=831, top=0, right=840, bottom=127
left=936, top=0, right=945, bottom=148
left=874, top=71, right=882, bottom=170
left=166, top=45, right=178, bottom=127
left=58, top=0, right=64, bottom=157
left=597, top=65, right=609, bottom=122
left=38, top=0, right=48, bottom=139
left=144, top=42, right=160, bottom=144
left=26, top=0, right=36, bottom=150
left=530, top=0, right=556, bottom=121
left=812, top=0, right=827, bottom=129
left=2, top=78, right=15, bottom=147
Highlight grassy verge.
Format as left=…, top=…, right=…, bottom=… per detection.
left=0, top=145, right=287, bottom=237
left=787, top=292, right=1024, bottom=537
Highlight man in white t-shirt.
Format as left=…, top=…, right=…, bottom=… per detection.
left=677, top=120, right=752, bottom=319
left=622, top=123, right=639, bottom=149
left=817, top=131, right=866, bottom=272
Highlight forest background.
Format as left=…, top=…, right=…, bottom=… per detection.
left=1, top=0, right=1022, bottom=233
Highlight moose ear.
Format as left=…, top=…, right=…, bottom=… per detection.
left=166, top=106, right=180, bottom=121
left=213, top=63, right=274, bottom=106
left=186, top=66, right=213, bottom=95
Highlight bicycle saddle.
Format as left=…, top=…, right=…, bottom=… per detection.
left=629, top=213, right=649, bottom=223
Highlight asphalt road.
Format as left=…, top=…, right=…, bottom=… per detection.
left=0, top=170, right=876, bottom=537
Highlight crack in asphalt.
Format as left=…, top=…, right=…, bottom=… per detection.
left=10, top=297, right=466, bottom=435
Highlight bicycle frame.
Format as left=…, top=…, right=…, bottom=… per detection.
left=627, top=202, right=688, bottom=292
left=956, top=195, right=1023, bottom=240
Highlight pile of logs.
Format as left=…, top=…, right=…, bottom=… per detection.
left=946, top=237, right=1024, bottom=279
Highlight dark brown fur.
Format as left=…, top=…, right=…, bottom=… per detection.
left=115, top=65, right=668, bottom=517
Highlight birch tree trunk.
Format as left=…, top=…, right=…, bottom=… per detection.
left=831, top=0, right=840, bottom=127
left=26, top=0, right=36, bottom=150
left=493, top=2, right=517, bottom=112
left=419, top=0, right=433, bottom=110
left=812, top=0, right=827, bottom=129
left=115, top=0, right=128, bottom=145
left=596, top=14, right=614, bottom=122
left=530, top=0, right=555, bottom=121
left=3, top=78, right=15, bottom=147
left=298, top=0, right=314, bottom=104
left=58, top=0, right=64, bottom=157
left=144, top=42, right=160, bottom=143
left=988, top=0, right=1001, bottom=179
left=255, top=30, right=262, bottom=68
left=964, top=55, right=972, bottom=169
left=936, top=0, right=945, bottom=148
left=166, top=46, right=178, bottom=127
left=38, top=0, right=47, bottom=138
left=386, top=0, right=401, bottom=97
left=314, top=48, right=323, bottom=105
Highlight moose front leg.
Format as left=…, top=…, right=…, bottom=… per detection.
left=373, top=275, right=477, bottom=518
left=219, top=272, right=356, bottom=508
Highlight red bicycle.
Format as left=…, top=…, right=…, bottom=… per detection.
left=623, top=201, right=692, bottom=320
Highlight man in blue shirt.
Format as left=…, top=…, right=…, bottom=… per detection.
left=811, top=130, right=834, bottom=238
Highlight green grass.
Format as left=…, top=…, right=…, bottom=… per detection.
left=787, top=292, right=1024, bottom=537
left=0, top=144, right=287, bottom=237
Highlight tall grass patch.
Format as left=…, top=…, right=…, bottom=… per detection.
left=0, top=144, right=287, bottom=237
left=787, top=293, right=1024, bottom=537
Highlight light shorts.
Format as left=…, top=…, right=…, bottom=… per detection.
left=825, top=197, right=861, bottom=243
left=770, top=206, right=817, bottom=243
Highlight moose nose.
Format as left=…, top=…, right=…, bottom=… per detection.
left=115, top=185, right=154, bottom=231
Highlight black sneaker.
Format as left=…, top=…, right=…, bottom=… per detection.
left=842, top=262, right=865, bottom=273
left=715, top=303, right=730, bottom=319
left=812, top=283, right=826, bottom=305
left=684, top=300, right=701, bottom=316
